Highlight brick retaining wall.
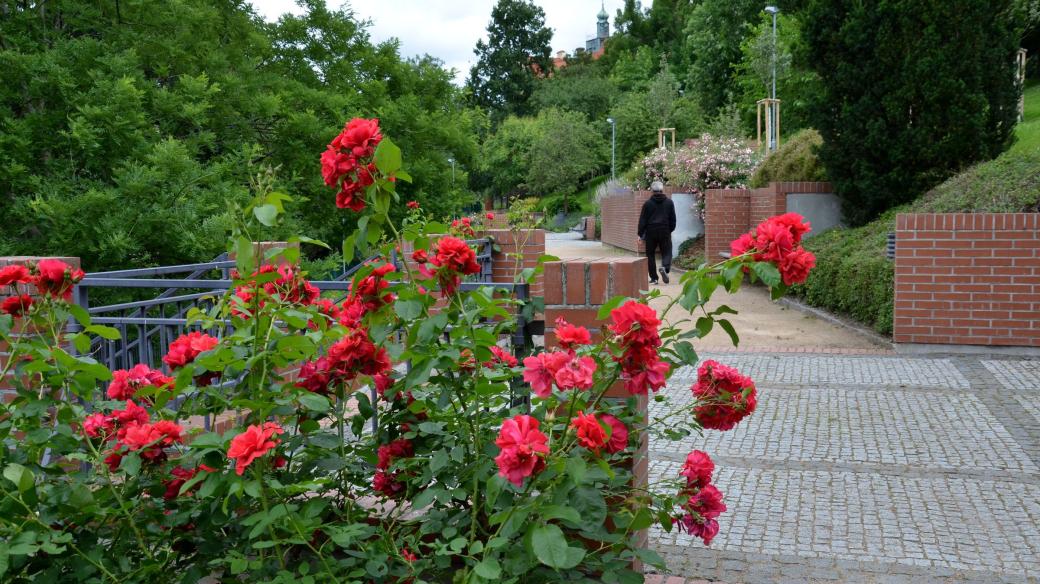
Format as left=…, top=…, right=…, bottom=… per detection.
left=893, top=213, right=1040, bottom=347
left=600, top=190, right=652, bottom=253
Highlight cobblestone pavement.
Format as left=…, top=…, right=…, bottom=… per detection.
left=646, top=352, right=1040, bottom=584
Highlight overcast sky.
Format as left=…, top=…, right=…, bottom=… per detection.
left=249, top=1, right=622, bottom=83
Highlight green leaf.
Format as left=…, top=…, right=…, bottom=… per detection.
left=120, top=453, right=142, bottom=477
left=751, top=262, right=781, bottom=287
left=85, top=324, right=121, bottom=340
left=674, top=341, right=698, bottom=366
left=253, top=204, right=278, bottom=226
left=3, top=464, right=33, bottom=493
left=394, top=300, right=422, bottom=321
left=565, top=455, right=587, bottom=485
left=718, top=318, right=739, bottom=347
left=540, top=504, right=582, bottom=524
left=72, top=333, right=91, bottom=354
left=596, top=295, right=628, bottom=320
left=695, top=316, right=714, bottom=338
left=474, top=558, right=502, bottom=579
left=234, top=237, right=255, bottom=275
left=298, top=392, right=331, bottom=413
left=291, top=236, right=331, bottom=250
left=528, top=524, right=585, bottom=570
left=429, top=450, right=449, bottom=474
left=342, top=233, right=357, bottom=264
left=373, top=137, right=402, bottom=175
left=308, top=433, right=343, bottom=449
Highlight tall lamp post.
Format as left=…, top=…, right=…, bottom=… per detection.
left=606, top=117, right=616, bottom=180
left=764, top=5, right=779, bottom=151
left=447, top=157, right=455, bottom=187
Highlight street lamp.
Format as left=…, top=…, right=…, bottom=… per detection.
left=447, top=157, right=455, bottom=187
left=606, top=117, right=616, bottom=180
left=765, top=5, right=779, bottom=150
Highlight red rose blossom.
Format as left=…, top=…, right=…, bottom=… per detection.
left=0, top=265, right=31, bottom=287
left=680, top=450, right=715, bottom=489
left=163, top=465, right=215, bottom=500
left=609, top=301, right=661, bottom=348
left=407, top=200, right=420, bottom=210
left=1, top=294, right=34, bottom=317
left=429, top=236, right=482, bottom=297
left=691, top=360, right=758, bottom=431
left=600, top=414, right=629, bottom=454
left=522, top=351, right=571, bottom=398
left=31, top=259, right=84, bottom=301
left=118, top=420, right=184, bottom=463
left=552, top=354, right=597, bottom=391
left=227, top=422, right=284, bottom=475
left=778, top=247, right=816, bottom=285
left=107, top=364, right=174, bottom=401
left=570, top=411, right=608, bottom=453
left=729, top=232, right=755, bottom=257
left=554, top=317, right=591, bottom=350
left=484, top=345, right=519, bottom=368
left=163, top=332, right=219, bottom=369
left=494, top=415, right=549, bottom=487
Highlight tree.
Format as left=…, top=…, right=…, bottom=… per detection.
left=608, top=93, right=659, bottom=167
left=530, top=62, right=617, bottom=122
left=803, top=0, right=1023, bottom=224
left=681, top=0, right=762, bottom=114
left=479, top=116, right=540, bottom=198
left=526, top=109, right=608, bottom=204
left=467, top=0, right=553, bottom=122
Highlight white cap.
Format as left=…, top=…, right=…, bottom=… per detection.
left=650, top=181, right=664, bottom=193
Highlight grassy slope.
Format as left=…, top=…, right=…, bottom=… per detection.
left=793, top=82, right=1040, bottom=334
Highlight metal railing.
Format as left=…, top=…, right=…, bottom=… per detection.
left=68, top=239, right=534, bottom=428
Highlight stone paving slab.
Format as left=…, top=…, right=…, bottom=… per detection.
left=670, top=355, right=971, bottom=389
left=647, top=352, right=1040, bottom=583
left=982, top=360, right=1040, bottom=391
left=650, top=386, right=1039, bottom=475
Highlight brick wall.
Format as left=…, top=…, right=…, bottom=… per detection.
left=600, top=190, right=653, bottom=253
left=487, top=228, right=545, bottom=300
left=893, top=213, right=1040, bottom=347
left=704, top=182, right=834, bottom=261
left=584, top=215, right=596, bottom=241
left=1, top=256, right=81, bottom=404
left=704, top=189, right=751, bottom=260
left=542, top=256, right=650, bottom=567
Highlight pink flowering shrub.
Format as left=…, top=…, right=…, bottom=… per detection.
left=0, top=119, right=811, bottom=582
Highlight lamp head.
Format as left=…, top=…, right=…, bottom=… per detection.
left=606, top=117, right=614, bottom=125
left=764, top=5, right=779, bottom=13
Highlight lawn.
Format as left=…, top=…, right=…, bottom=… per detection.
left=1010, top=81, right=1040, bottom=154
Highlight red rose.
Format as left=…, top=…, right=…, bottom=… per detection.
left=622, top=356, right=669, bottom=395
left=570, top=411, right=608, bottom=453
left=554, top=317, right=591, bottom=350
left=407, top=200, right=420, bottom=210
left=768, top=212, right=811, bottom=244
left=118, top=420, right=184, bottom=463
left=31, top=259, right=84, bottom=301
left=494, top=415, right=549, bottom=487
left=691, top=360, right=757, bottom=431
left=350, top=263, right=396, bottom=311
left=483, top=345, right=518, bottom=368
left=110, top=400, right=150, bottom=434
left=373, top=470, right=407, bottom=497
left=0, top=265, right=31, bottom=287
left=163, top=331, right=219, bottom=370
left=327, top=327, right=391, bottom=380
left=680, top=450, right=715, bottom=489
left=227, top=422, right=284, bottom=475
left=600, top=414, right=629, bottom=454
left=377, top=438, right=414, bottom=470
left=1, top=294, right=34, bottom=317
left=82, top=413, right=114, bottom=439
left=778, top=248, right=815, bottom=285
left=729, top=232, right=755, bottom=257
left=412, top=249, right=429, bottom=264
left=486, top=212, right=495, bottom=221
left=296, top=356, right=333, bottom=394
left=430, top=236, right=481, bottom=297
left=609, top=301, right=661, bottom=348
left=107, top=364, right=174, bottom=401
left=752, top=220, right=794, bottom=263
left=163, top=465, right=214, bottom=500
left=522, top=351, right=571, bottom=398
left=552, top=354, right=597, bottom=391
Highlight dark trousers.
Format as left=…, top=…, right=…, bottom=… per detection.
left=644, top=227, right=672, bottom=280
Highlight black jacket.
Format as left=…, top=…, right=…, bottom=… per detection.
left=638, top=192, right=677, bottom=237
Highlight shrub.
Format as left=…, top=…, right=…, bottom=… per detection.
left=750, top=129, right=827, bottom=187
left=0, top=118, right=815, bottom=582
left=631, top=135, right=759, bottom=198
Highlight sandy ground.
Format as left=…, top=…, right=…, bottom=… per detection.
left=546, top=233, right=883, bottom=351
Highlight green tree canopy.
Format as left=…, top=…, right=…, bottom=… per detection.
left=467, top=0, right=554, bottom=123
left=803, top=0, right=1023, bottom=224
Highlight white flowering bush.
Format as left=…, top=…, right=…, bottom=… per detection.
left=631, top=135, right=760, bottom=209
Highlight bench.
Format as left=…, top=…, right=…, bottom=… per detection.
left=570, top=217, right=588, bottom=238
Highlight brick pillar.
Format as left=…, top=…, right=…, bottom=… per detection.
left=583, top=216, right=596, bottom=241
left=486, top=229, right=545, bottom=299
left=542, top=257, right=650, bottom=568
left=704, top=188, right=751, bottom=261
left=0, top=256, right=82, bottom=403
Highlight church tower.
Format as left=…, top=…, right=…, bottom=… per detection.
left=586, top=2, right=610, bottom=54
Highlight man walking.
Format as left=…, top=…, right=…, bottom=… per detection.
left=637, top=181, right=676, bottom=285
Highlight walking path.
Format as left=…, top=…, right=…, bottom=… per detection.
left=546, top=234, right=1040, bottom=583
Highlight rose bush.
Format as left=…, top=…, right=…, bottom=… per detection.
left=0, top=119, right=811, bottom=583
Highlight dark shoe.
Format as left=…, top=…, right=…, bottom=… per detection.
left=650, top=279, right=659, bottom=286
left=659, top=268, right=669, bottom=284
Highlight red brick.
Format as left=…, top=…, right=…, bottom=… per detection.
left=543, top=262, right=563, bottom=305
left=589, top=261, right=609, bottom=304
left=566, top=262, right=586, bottom=305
